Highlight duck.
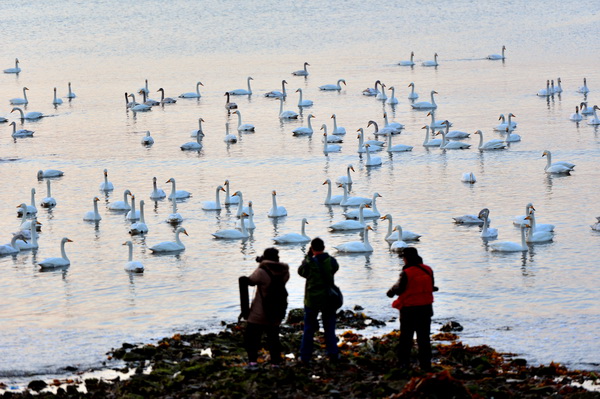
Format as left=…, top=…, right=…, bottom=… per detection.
left=202, top=185, right=226, bottom=210
left=157, top=88, right=177, bottom=104
left=334, top=226, right=374, bottom=253
left=331, top=114, right=346, bottom=135
left=166, top=198, right=183, bottom=225
left=123, top=241, right=144, bottom=273
left=180, top=132, right=203, bottom=151
left=319, top=79, right=346, bottom=91
left=40, top=179, right=57, bottom=208
left=590, top=217, right=600, bottom=231
left=278, top=96, right=298, bottom=119
left=292, top=114, right=315, bottom=136
left=0, top=234, right=23, bottom=256
left=179, top=82, right=203, bottom=98
left=228, top=76, right=253, bottom=95
left=478, top=209, right=498, bottom=238
left=580, top=102, right=594, bottom=115
left=224, top=92, right=238, bottom=110
left=108, top=189, right=132, bottom=211
left=364, top=144, right=382, bottom=166
left=422, top=53, right=439, bottom=67
left=407, top=82, right=419, bottom=99
left=386, top=86, right=399, bottom=105
left=66, top=82, right=76, bottom=99
left=15, top=218, right=38, bottom=250
left=296, top=88, right=313, bottom=107
left=474, top=130, right=506, bottom=150
left=190, top=117, right=205, bottom=137
left=323, top=179, right=344, bottom=205
left=330, top=204, right=369, bottom=231
left=83, top=197, right=102, bottom=221
left=128, top=94, right=151, bottom=112
left=141, top=131, right=154, bottom=145
left=357, top=128, right=384, bottom=152
left=489, top=225, right=529, bottom=252
left=381, top=214, right=421, bottom=241
left=99, top=169, right=114, bottom=191
left=150, top=177, right=166, bottom=200
left=17, top=189, right=37, bottom=216
left=386, top=132, right=413, bottom=152
left=569, top=106, right=583, bottom=122
left=504, top=127, right=521, bottom=142
left=292, top=62, right=310, bottom=76
left=167, top=178, right=191, bottom=200
left=336, top=165, right=355, bottom=185
left=586, top=105, right=600, bottom=125
left=9, top=121, right=34, bottom=138
left=37, top=169, right=64, bottom=179
left=233, top=191, right=251, bottom=217
left=436, top=126, right=471, bottom=149
left=11, top=106, right=44, bottom=120
left=338, top=183, right=372, bottom=207
left=376, top=82, right=388, bottom=101
left=367, top=119, right=395, bottom=136
left=487, top=45, right=506, bottom=60
left=213, top=213, right=250, bottom=239
left=453, top=209, right=486, bottom=225
left=399, top=52, right=415, bottom=66
left=126, top=195, right=140, bottom=221
left=383, top=112, right=404, bottom=132
left=10, top=87, right=29, bottom=105
left=268, top=190, right=288, bottom=218
left=150, top=227, right=188, bottom=252
left=224, top=180, right=240, bottom=205
left=524, top=214, right=553, bottom=243
left=577, top=78, right=589, bottom=94
left=411, top=90, right=438, bottom=110
left=4, top=58, right=21, bottom=74
left=494, top=113, right=517, bottom=131
left=322, top=129, right=342, bottom=153
left=537, top=80, right=552, bottom=97
left=273, top=218, right=311, bottom=244
left=422, top=125, right=443, bottom=147
left=265, top=80, right=288, bottom=98
left=129, top=200, right=148, bottom=235
left=223, top=122, right=238, bottom=143
left=362, top=80, right=381, bottom=96
left=232, top=110, right=255, bottom=131
left=390, top=226, right=409, bottom=252
left=542, top=150, right=575, bottom=174
left=344, top=193, right=381, bottom=219
left=38, top=237, right=73, bottom=269
left=461, top=172, right=477, bottom=183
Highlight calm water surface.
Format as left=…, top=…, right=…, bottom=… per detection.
left=1, top=0, right=599, bottom=382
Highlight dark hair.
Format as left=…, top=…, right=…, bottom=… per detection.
left=256, top=247, right=279, bottom=263
left=310, top=237, right=325, bottom=252
left=401, top=247, right=423, bottom=265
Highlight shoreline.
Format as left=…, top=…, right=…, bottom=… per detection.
left=1, top=309, right=598, bottom=398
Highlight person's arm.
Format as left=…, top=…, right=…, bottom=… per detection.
left=330, top=257, right=339, bottom=275
left=386, top=272, right=407, bottom=297
left=247, top=268, right=264, bottom=286
left=298, top=256, right=311, bottom=278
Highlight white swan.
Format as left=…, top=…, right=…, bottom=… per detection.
left=365, top=144, right=382, bottom=166
left=125, top=92, right=138, bottom=108
left=9, top=121, right=34, bottom=138
left=487, top=45, right=506, bottom=60
left=268, top=190, right=288, bottom=218
left=399, top=52, right=415, bottom=66
left=128, top=94, right=151, bottom=112
left=504, top=127, right=521, bottom=142
left=362, top=80, right=381, bottom=96
left=381, top=214, right=421, bottom=241
left=138, top=79, right=150, bottom=96
left=334, top=226, right=374, bottom=253
left=202, top=185, right=225, bottom=210
left=180, top=132, right=203, bottom=151
left=83, top=197, right=102, bottom=221
left=319, top=79, right=346, bottom=91
left=330, top=203, right=368, bottom=231
left=126, top=195, right=140, bottom=221
left=489, top=225, right=529, bottom=252
left=527, top=208, right=555, bottom=233
left=570, top=106, right=583, bottom=122
left=376, top=82, right=388, bottom=101
left=17, top=188, right=37, bottom=216
left=453, top=209, right=485, bottom=224
left=324, top=126, right=343, bottom=143
left=4, top=58, right=21, bottom=74
left=150, top=227, right=188, bottom=252
left=223, top=122, right=238, bottom=143
left=224, top=180, right=240, bottom=205
left=138, top=89, right=159, bottom=106
left=99, top=169, right=114, bottom=191
left=274, top=218, right=311, bottom=244
left=232, top=110, right=255, bottom=131
left=292, top=114, right=315, bottom=136
left=514, top=203, right=536, bottom=227
left=426, top=111, right=449, bottom=129
left=344, top=193, right=381, bottom=219
left=66, top=82, right=76, bottom=99
left=587, top=105, right=600, bottom=125
left=129, top=200, right=148, bottom=235
left=322, top=128, right=342, bottom=153
left=357, top=128, right=384, bottom=153
left=323, top=179, right=344, bottom=205
left=543, top=150, right=575, bottom=174
left=179, top=82, right=203, bottom=98
left=141, top=131, right=154, bottom=145
left=15, top=217, right=38, bottom=250
left=386, top=86, right=399, bottom=105
left=265, top=80, right=287, bottom=98
left=213, top=213, right=250, bottom=239
left=331, top=114, right=346, bottom=135
left=292, top=62, right=310, bottom=76
left=590, top=217, right=600, bottom=231
left=37, top=169, right=64, bottom=179
left=166, top=198, right=183, bottom=225
left=278, top=97, right=298, bottom=119
left=188, top=118, right=205, bottom=138
left=411, top=90, right=437, bottom=110
left=537, top=80, right=552, bottom=97
left=39, top=237, right=73, bottom=269
left=390, top=226, right=409, bottom=252
left=475, top=130, right=506, bottom=150
left=422, top=125, right=442, bottom=147
left=339, top=183, right=372, bottom=207
left=580, top=102, right=594, bottom=115
left=224, top=92, right=237, bottom=110
left=233, top=191, right=251, bottom=217
left=10, top=87, right=29, bottom=105
left=554, top=77, right=563, bottom=94
left=0, top=234, right=23, bottom=256
left=383, top=112, right=404, bottom=132
left=386, top=132, right=413, bottom=152
left=367, top=119, right=395, bottom=136
left=422, top=53, right=439, bottom=67
left=336, top=165, right=354, bottom=185
left=41, top=179, right=56, bottom=208
left=524, top=214, right=553, bottom=243
left=123, top=241, right=144, bottom=273
left=442, top=122, right=469, bottom=139
left=296, top=88, right=314, bottom=107
left=437, top=126, right=471, bottom=149
left=228, top=76, right=253, bottom=95
left=494, top=113, right=517, bottom=131
left=461, top=172, right=477, bottom=183
left=407, top=82, right=419, bottom=99
left=478, top=209, right=498, bottom=238
left=150, top=177, right=166, bottom=200
left=236, top=201, right=256, bottom=229
left=577, top=78, right=589, bottom=94
left=11, top=106, right=43, bottom=120
left=108, top=189, right=132, bottom=211
left=167, top=178, right=191, bottom=200
left=157, top=88, right=177, bottom=104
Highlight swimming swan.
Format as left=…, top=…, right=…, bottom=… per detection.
left=292, top=62, right=310, bottom=76
left=265, top=80, right=288, bottom=98
left=319, top=79, right=346, bottom=91
left=150, top=227, right=188, bottom=252
left=331, top=114, right=346, bottom=135
left=180, top=132, right=203, bottom=151
left=422, top=53, right=439, bottom=67
left=232, top=110, right=255, bottom=131
left=487, top=45, right=506, bottom=60
left=478, top=209, right=498, bottom=238
left=228, top=76, right=253, bottom=95
left=179, top=82, right=203, bottom=98
left=329, top=203, right=368, bottom=231
left=224, top=180, right=240, bottom=205
left=296, top=88, right=313, bottom=107
left=407, top=82, right=419, bottom=99
left=542, top=150, right=575, bottom=174
left=166, top=198, right=183, bottom=225
left=39, top=237, right=73, bottom=269
left=40, top=179, right=56, bottom=208
left=150, top=177, right=166, bottom=200
left=323, top=179, right=344, bottom=205
left=475, top=130, right=506, bottom=150
left=9, top=121, right=34, bottom=138
left=108, top=189, right=132, bottom=211
left=167, top=178, right=191, bottom=200
left=11, top=106, right=44, bottom=120
left=489, top=225, right=529, bottom=252
left=273, top=218, right=310, bottom=244
left=336, top=164, right=355, bottom=185
left=268, top=190, right=288, bottom=218
left=364, top=144, right=382, bottom=166
left=334, top=225, right=374, bottom=253
left=212, top=213, right=250, bottom=239
left=10, top=87, right=29, bottom=105
left=99, top=169, right=114, bottom=191
left=381, top=214, right=421, bottom=241
left=157, top=88, right=177, bottom=104
left=4, top=58, right=21, bottom=74
left=278, top=97, right=298, bottom=119
left=344, top=193, right=382, bottom=219
left=399, top=52, right=415, bottom=66
left=202, top=185, right=225, bottom=210
left=123, top=241, right=144, bottom=273
left=411, top=90, right=437, bottom=110
left=386, top=132, right=413, bottom=152
left=390, top=226, right=409, bottom=252
left=292, top=114, right=314, bottom=136
left=422, top=125, right=442, bottom=147
left=129, top=200, right=148, bottom=235
left=83, top=197, right=102, bottom=221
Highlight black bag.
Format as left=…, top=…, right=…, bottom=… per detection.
left=328, top=284, right=343, bottom=310
left=260, top=267, right=288, bottom=322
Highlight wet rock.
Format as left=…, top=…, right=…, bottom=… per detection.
left=63, top=366, right=78, bottom=372
left=27, top=380, right=47, bottom=392
left=440, top=321, right=464, bottom=332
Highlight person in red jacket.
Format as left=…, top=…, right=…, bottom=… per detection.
left=387, top=247, right=436, bottom=371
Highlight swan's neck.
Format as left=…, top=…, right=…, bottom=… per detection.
left=271, top=193, right=278, bottom=210
left=236, top=195, right=244, bottom=216
left=500, top=114, right=506, bottom=123
left=153, top=179, right=158, bottom=192
left=440, top=131, right=447, bottom=147
left=342, top=184, right=349, bottom=202
left=247, top=78, right=252, bottom=92
left=16, top=108, right=24, bottom=118
left=198, top=119, right=203, bottom=131
left=124, top=191, right=130, bottom=205
left=390, top=87, right=395, bottom=98
left=410, top=53, right=414, bottom=62
left=30, top=189, right=36, bottom=206
left=431, top=91, right=436, bottom=105
left=225, top=123, right=230, bottom=136
left=370, top=121, right=379, bottom=133
left=139, top=202, right=145, bottom=223
left=358, top=130, right=364, bottom=147
left=236, top=112, right=242, bottom=126
left=371, top=195, right=378, bottom=212
left=215, top=187, right=221, bottom=203
left=301, top=221, right=307, bottom=236
left=170, top=180, right=176, bottom=196
left=159, top=89, right=165, bottom=101
left=130, top=198, right=136, bottom=214
left=307, top=116, right=313, bottom=129
left=93, top=200, right=100, bottom=217
left=128, top=243, right=133, bottom=262
left=332, top=116, right=338, bottom=130
left=281, top=81, right=286, bottom=96
left=545, top=153, right=552, bottom=169
left=411, top=85, right=415, bottom=95
left=175, top=230, right=183, bottom=246
left=365, top=146, right=371, bottom=162
left=279, top=98, right=284, bottom=113
left=520, top=226, right=527, bottom=249
left=104, top=173, right=109, bottom=185
left=363, top=228, right=371, bottom=246
left=423, top=127, right=430, bottom=145
left=346, top=167, right=352, bottom=183
left=298, top=89, right=303, bottom=103
left=53, top=89, right=57, bottom=102
left=11, top=235, right=20, bottom=248
left=507, top=114, right=513, bottom=127
left=478, top=133, right=484, bottom=148
left=387, top=133, right=393, bottom=147
left=358, top=205, right=365, bottom=223
left=61, top=240, right=69, bottom=261
left=530, top=212, right=537, bottom=230
left=196, top=82, right=201, bottom=95
left=386, top=217, right=393, bottom=237
left=325, top=181, right=332, bottom=202
left=196, top=132, right=202, bottom=144
left=395, top=227, right=403, bottom=243
left=482, top=216, right=489, bottom=233
left=30, top=220, right=38, bottom=246
left=384, top=114, right=389, bottom=124
left=171, top=198, right=177, bottom=213
left=46, top=180, right=52, bottom=197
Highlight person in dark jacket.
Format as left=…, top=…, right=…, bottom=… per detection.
left=387, top=247, right=436, bottom=371
left=242, top=247, right=290, bottom=366
left=298, top=237, right=340, bottom=363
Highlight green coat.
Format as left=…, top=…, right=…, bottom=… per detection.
left=298, top=253, right=339, bottom=308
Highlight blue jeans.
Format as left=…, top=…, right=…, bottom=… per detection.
left=300, top=305, right=339, bottom=362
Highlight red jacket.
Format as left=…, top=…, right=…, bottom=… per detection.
left=389, top=264, right=434, bottom=309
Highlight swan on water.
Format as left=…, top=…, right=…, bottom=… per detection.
left=590, top=217, right=600, bottom=231
left=436, top=125, right=471, bottom=149
left=364, top=144, right=382, bottom=166
left=129, top=200, right=148, bottom=235
left=475, top=130, right=506, bottom=150
left=390, top=226, right=409, bottom=252
left=166, top=198, right=183, bottom=225
left=296, top=88, right=313, bottom=107
left=542, top=150, right=575, bottom=174
left=10, top=87, right=29, bottom=105
left=336, top=164, right=354, bottom=185
left=4, top=58, right=21, bottom=74
left=524, top=213, right=553, bottom=243
left=179, top=82, right=203, bottom=98
left=489, top=225, right=529, bottom=252
left=138, top=79, right=150, bottom=96
left=41, top=179, right=56, bottom=208
left=11, top=107, right=43, bottom=120
left=274, top=218, right=311, bottom=244
left=202, top=185, right=225, bottom=210
left=407, top=82, right=419, bottom=99
left=157, top=88, right=177, bottom=104
left=338, top=183, right=372, bottom=207
left=292, top=62, right=310, bottom=76
left=381, top=214, right=421, bottom=241
left=223, top=122, right=238, bottom=143
left=319, top=79, right=346, bottom=91
left=228, top=76, right=253, bottom=95
left=236, top=201, right=256, bottom=229
left=37, top=169, right=64, bottom=179
left=570, top=106, right=583, bottom=122
left=580, top=102, right=594, bottom=115
left=386, top=132, right=413, bottom=152
left=577, top=78, right=589, bottom=94
left=478, top=209, right=498, bottom=238
left=265, top=80, right=287, bottom=98
left=138, top=89, right=160, bottom=106
left=383, top=112, right=404, bottom=132
left=224, top=92, right=237, bottom=110
left=180, top=132, right=203, bottom=151
left=323, top=179, right=344, bottom=205
left=15, top=218, right=38, bottom=250
left=0, top=234, right=24, bottom=256
left=324, top=124, right=343, bottom=143
left=83, top=197, right=102, bottom=221
left=38, top=237, right=73, bottom=269
left=453, top=209, right=486, bottom=224
left=386, top=86, right=399, bottom=104
left=126, top=195, right=140, bottom=221
left=150, top=227, right=188, bottom=252
left=331, top=114, right=346, bottom=135
left=586, top=105, right=600, bottom=125
left=376, top=82, right=388, bottom=101
left=167, top=177, right=191, bottom=200
left=9, top=121, right=34, bottom=138
left=293, top=114, right=315, bottom=136
left=513, top=203, right=535, bottom=227
left=322, top=127, right=342, bottom=153
left=232, top=110, right=255, bottom=131
left=66, top=82, right=76, bottom=99
left=487, top=45, right=506, bottom=60
left=141, top=131, right=154, bottom=145
left=334, top=225, right=374, bottom=253
left=399, top=52, right=415, bottom=66
left=17, top=189, right=37, bottom=216
left=224, top=180, right=240, bottom=205
left=108, top=189, right=131, bottom=211
left=442, top=122, right=469, bottom=139
left=344, top=193, right=381, bottom=219
left=128, top=94, right=151, bottom=112
left=123, top=241, right=144, bottom=273
left=125, top=92, right=138, bottom=108
left=278, top=96, right=298, bottom=119
left=357, top=128, right=384, bottom=153
left=150, top=177, right=166, bottom=200
left=99, top=169, right=114, bottom=191
left=213, top=213, right=250, bottom=239
left=554, top=77, right=563, bottom=94
left=494, top=113, right=517, bottom=131
left=268, top=190, right=288, bottom=218
left=422, top=53, right=439, bottom=67
left=51, top=88, right=62, bottom=105
left=537, top=80, right=552, bottom=97
left=190, top=118, right=205, bottom=137
left=422, top=125, right=442, bottom=147
left=411, top=90, right=437, bottom=109
left=367, top=119, right=395, bottom=136
left=362, top=80, right=381, bottom=96
left=233, top=191, right=251, bottom=217
left=503, top=127, right=520, bottom=142
left=426, top=111, right=450, bottom=129
left=330, top=203, right=369, bottom=231
left=461, top=172, right=477, bottom=183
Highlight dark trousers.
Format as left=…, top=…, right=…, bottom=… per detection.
left=244, top=322, right=282, bottom=364
left=300, top=306, right=339, bottom=362
left=398, top=304, right=433, bottom=369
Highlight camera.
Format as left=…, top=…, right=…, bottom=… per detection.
left=255, top=256, right=263, bottom=263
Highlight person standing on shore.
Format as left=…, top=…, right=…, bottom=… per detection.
left=298, top=237, right=341, bottom=363
left=387, top=247, right=436, bottom=371
left=241, top=247, right=290, bottom=366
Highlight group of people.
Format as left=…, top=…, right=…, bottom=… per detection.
left=240, top=237, right=436, bottom=371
